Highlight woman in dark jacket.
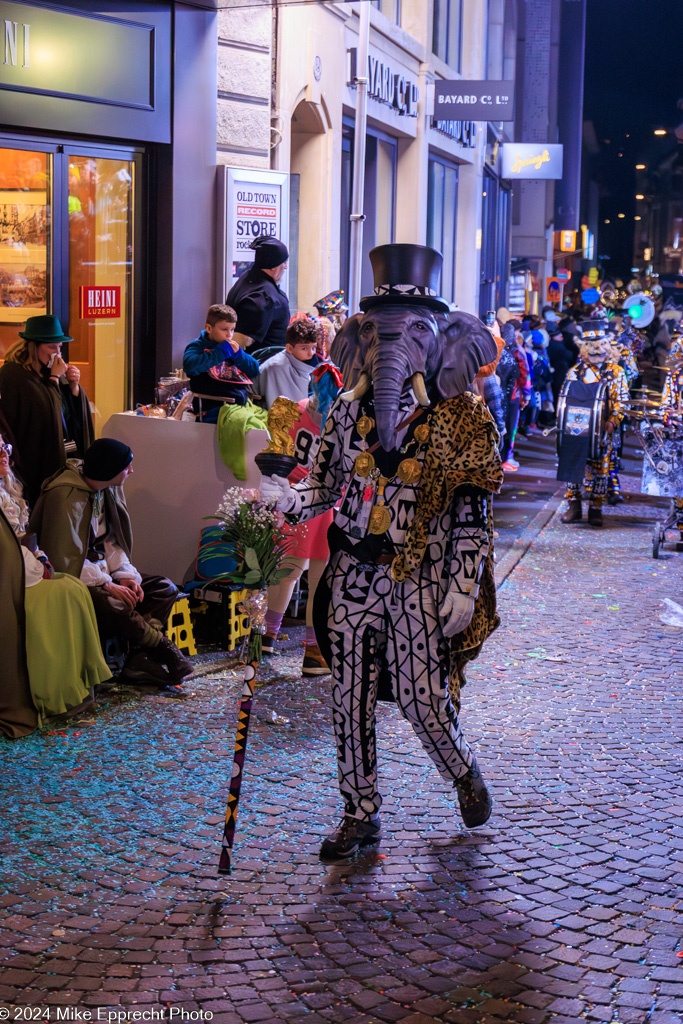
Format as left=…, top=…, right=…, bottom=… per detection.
left=0, top=315, right=93, bottom=506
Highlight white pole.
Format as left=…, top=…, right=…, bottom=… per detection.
left=348, top=1, right=370, bottom=316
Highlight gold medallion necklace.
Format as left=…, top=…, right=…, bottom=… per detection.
left=368, top=476, right=392, bottom=534
left=358, top=415, right=432, bottom=535
left=354, top=414, right=376, bottom=477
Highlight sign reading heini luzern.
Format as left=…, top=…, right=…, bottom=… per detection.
left=501, top=144, right=564, bottom=179
left=434, top=80, right=514, bottom=121
left=80, top=286, right=121, bottom=319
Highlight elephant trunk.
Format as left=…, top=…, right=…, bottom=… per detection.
left=372, top=350, right=413, bottom=451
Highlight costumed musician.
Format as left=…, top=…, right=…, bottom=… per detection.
left=559, top=319, right=629, bottom=527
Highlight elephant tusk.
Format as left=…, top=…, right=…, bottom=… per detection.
left=410, top=372, right=431, bottom=408
left=340, top=371, right=371, bottom=403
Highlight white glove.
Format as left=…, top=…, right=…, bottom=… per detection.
left=259, top=474, right=300, bottom=514
left=439, top=591, right=475, bottom=638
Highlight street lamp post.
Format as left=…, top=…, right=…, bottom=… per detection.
left=348, top=1, right=370, bottom=316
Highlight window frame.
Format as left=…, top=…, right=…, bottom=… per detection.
left=432, top=0, right=463, bottom=72
left=370, top=0, right=401, bottom=26
left=427, top=152, right=459, bottom=304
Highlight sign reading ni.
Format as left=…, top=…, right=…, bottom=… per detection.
left=434, top=80, right=514, bottom=121
left=501, top=143, right=564, bottom=179
left=80, top=286, right=121, bottom=319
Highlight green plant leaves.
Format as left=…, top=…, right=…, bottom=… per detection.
left=244, top=547, right=261, bottom=571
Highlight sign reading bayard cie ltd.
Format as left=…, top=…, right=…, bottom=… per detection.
left=434, top=80, right=514, bottom=121
left=347, top=48, right=419, bottom=117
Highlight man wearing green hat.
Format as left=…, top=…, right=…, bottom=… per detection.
left=0, top=314, right=93, bottom=506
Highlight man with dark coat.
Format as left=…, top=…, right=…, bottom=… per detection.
left=226, top=237, right=291, bottom=355
left=30, top=439, right=193, bottom=687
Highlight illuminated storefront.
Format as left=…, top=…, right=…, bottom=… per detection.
left=0, top=1, right=217, bottom=429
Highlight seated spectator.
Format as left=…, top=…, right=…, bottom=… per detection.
left=0, top=435, right=111, bottom=736
left=1, top=498, right=38, bottom=739
left=256, top=316, right=320, bottom=409
left=183, top=304, right=260, bottom=421
left=30, top=439, right=192, bottom=687
left=0, top=315, right=94, bottom=506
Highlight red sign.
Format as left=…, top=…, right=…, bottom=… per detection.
left=546, top=277, right=561, bottom=302
left=556, top=268, right=571, bottom=281
left=80, top=286, right=121, bottom=319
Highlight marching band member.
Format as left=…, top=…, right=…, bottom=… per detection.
left=560, top=320, right=629, bottom=528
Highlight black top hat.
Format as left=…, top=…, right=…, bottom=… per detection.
left=360, top=244, right=450, bottom=313
left=578, top=319, right=609, bottom=339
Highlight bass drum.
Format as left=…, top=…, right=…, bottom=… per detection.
left=556, top=379, right=610, bottom=462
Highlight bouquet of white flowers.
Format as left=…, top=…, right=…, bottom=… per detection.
left=211, top=487, right=293, bottom=663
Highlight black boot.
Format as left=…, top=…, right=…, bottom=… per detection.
left=150, top=635, right=194, bottom=681
left=455, top=761, right=492, bottom=827
left=607, top=491, right=624, bottom=505
left=319, top=815, right=381, bottom=862
left=588, top=505, right=603, bottom=528
left=561, top=499, right=582, bottom=524
left=122, top=649, right=174, bottom=685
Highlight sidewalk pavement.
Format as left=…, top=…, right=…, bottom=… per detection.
left=2, top=450, right=683, bottom=1024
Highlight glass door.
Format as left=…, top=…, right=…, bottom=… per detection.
left=0, top=137, right=141, bottom=433
left=66, top=152, right=135, bottom=431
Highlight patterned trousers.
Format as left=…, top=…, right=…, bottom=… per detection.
left=565, top=452, right=610, bottom=507
left=674, top=497, right=683, bottom=528
left=326, top=551, right=474, bottom=822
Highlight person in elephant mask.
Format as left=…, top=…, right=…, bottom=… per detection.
left=261, top=244, right=503, bottom=862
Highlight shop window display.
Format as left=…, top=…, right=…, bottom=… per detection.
left=0, top=149, right=51, bottom=357
left=0, top=144, right=134, bottom=433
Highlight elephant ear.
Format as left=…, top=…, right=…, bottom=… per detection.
left=329, top=312, right=364, bottom=389
left=435, top=310, right=500, bottom=399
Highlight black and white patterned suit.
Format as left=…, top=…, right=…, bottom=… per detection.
left=284, top=390, right=491, bottom=821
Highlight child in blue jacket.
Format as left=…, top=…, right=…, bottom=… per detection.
left=183, top=304, right=259, bottom=421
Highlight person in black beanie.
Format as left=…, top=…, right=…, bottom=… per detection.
left=226, top=236, right=291, bottom=356
left=29, top=439, right=193, bottom=686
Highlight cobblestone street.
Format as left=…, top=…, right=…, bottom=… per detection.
left=2, top=440, right=683, bottom=1024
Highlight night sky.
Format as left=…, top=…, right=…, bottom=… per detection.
left=583, top=0, right=683, bottom=278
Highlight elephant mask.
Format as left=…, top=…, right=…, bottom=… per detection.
left=329, top=304, right=499, bottom=451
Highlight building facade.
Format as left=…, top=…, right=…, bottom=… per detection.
left=508, top=0, right=587, bottom=313
left=0, top=0, right=584, bottom=424
left=270, top=0, right=492, bottom=317
left=0, top=1, right=218, bottom=429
